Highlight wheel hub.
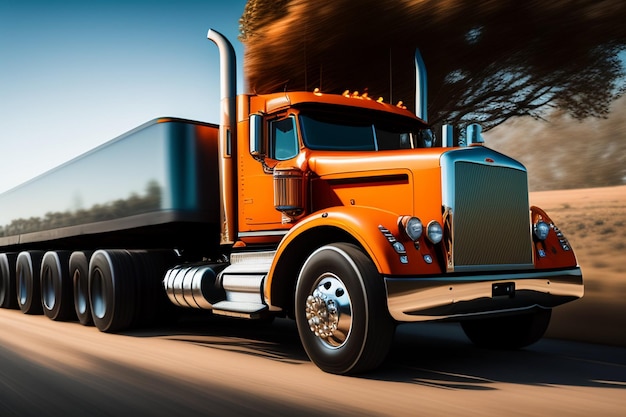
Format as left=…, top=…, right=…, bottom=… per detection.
left=304, top=274, right=352, bottom=348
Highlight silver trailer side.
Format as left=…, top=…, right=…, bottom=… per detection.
left=0, top=118, right=220, bottom=252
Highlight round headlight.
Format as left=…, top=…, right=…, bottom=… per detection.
left=534, top=221, right=550, bottom=240
left=427, top=221, right=443, bottom=244
left=400, top=216, right=423, bottom=241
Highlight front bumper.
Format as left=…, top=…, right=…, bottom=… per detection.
left=384, top=267, right=583, bottom=322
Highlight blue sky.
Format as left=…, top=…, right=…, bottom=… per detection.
left=0, top=0, right=247, bottom=192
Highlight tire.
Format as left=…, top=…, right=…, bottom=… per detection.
left=461, top=309, right=552, bottom=349
left=0, top=253, right=18, bottom=309
left=295, top=243, right=395, bottom=375
left=70, top=251, right=93, bottom=326
left=16, top=251, right=45, bottom=315
left=40, top=251, right=76, bottom=321
left=128, top=250, right=177, bottom=327
left=89, top=250, right=136, bottom=332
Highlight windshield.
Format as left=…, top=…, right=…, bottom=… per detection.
left=299, top=108, right=434, bottom=151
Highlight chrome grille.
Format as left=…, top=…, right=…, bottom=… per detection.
left=442, top=149, right=533, bottom=272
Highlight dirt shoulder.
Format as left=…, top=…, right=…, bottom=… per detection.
left=530, top=185, right=626, bottom=346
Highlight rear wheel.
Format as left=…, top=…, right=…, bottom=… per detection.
left=16, top=251, right=45, bottom=315
left=295, top=243, right=395, bottom=375
left=88, top=249, right=175, bottom=332
left=0, top=253, right=18, bottom=309
left=40, top=251, right=76, bottom=321
left=128, top=250, right=177, bottom=327
left=461, top=309, right=552, bottom=349
left=89, top=250, right=136, bottom=332
left=70, top=251, right=93, bottom=325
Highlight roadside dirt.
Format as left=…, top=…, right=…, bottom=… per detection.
left=530, top=185, right=626, bottom=346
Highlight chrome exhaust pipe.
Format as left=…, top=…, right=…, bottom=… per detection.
left=415, top=49, right=428, bottom=122
left=208, top=29, right=237, bottom=245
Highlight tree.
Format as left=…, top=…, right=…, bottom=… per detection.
left=239, top=0, right=626, bottom=133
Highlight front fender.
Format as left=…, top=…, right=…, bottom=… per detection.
left=264, top=206, right=443, bottom=309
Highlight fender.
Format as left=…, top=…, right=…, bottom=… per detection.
left=264, top=206, right=444, bottom=308
left=530, top=205, right=580, bottom=270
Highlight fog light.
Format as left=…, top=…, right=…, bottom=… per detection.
left=427, top=221, right=443, bottom=244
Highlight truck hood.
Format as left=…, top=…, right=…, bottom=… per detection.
left=307, top=148, right=446, bottom=223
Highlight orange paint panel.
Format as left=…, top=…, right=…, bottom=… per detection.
left=265, top=206, right=446, bottom=304
left=531, top=206, right=579, bottom=269
left=311, top=170, right=413, bottom=214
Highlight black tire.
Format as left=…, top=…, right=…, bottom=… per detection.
left=89, top=250, right=136, bottom=332
left=128, top=250, right=177, bottom=327
left=70, top=251, right=93, bottom=326
left=40, top=251, right=76, bottom=321
left=16, top=251, right=45, bottom=315
left=461, top=309, right=552, bottom=349
left=0, top=253, right=18, bottom=309
left=295, top=243, right=395, bottom=375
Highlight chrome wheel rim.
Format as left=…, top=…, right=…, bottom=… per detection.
left=91, top=269, right=106, bottom=319
left=305, top=273, right=352, bottom=348
left=42, top=267, right=55, bottom=310
left=74, top=270, right=87, bottom=315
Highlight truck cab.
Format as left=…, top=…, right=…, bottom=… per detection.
left=195, top=85, right=582, bottom=374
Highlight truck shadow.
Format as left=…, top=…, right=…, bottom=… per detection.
left=370, top=322, right=626, bottom=391
left=124, top=314, right=626, bottom=390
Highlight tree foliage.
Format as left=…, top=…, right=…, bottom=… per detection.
left=239, top=0, right=626, bottom=132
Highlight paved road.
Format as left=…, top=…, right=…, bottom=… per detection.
left=0, top=308, right=624, bottom=416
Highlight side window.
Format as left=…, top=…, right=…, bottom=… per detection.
left=270, top=117, right=298, bottom=160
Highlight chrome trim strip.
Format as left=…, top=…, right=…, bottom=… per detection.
left=385, top=267, right=583, bottom=322
left=238, top=230, right=288, bottom=238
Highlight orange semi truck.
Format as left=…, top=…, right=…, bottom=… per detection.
left=0, top=30, right=583, bottom=374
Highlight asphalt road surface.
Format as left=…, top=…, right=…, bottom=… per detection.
left=0, top=308, right=624, bottom=417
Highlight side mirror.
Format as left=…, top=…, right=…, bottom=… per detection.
left=417, top=129, right=435, bottom=148
left=249, top=114, right=265, bottom=156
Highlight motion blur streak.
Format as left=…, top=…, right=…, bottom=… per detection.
left=240, top=0, right=626, bottom=131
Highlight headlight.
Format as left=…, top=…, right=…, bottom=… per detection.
left=400, top=216, right=423, bottom=241
left=427, top=221, right=443, bottom=244
left=534, top=221, right=550, bottom=240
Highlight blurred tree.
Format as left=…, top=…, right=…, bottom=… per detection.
left=239, top=0, right=626, bottom=133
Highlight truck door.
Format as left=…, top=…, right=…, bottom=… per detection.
left=240, top=115, right=299, bottom=227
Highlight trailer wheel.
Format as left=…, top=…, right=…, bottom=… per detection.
left=40, top=251, right=76, bottom=321
left=89, top=250, right=136, bottom=332
left=295, top=243, right=394, bottom=375
left=16, top=251, right=44, bottom=315
left=70, top=251, right=93, bottom=325
left=461, top=309, right=552, bottom=349
left=0, top=253, right=18, bottom=309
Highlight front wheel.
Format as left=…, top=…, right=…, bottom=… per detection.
left=461, top=309, right=552, bottom=349
left=295, top=243, right=395, bottom=375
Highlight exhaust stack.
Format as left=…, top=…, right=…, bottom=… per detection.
left=415, top=49, right=428, bottom=122
left=208, top=29, right=237, bottom=245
